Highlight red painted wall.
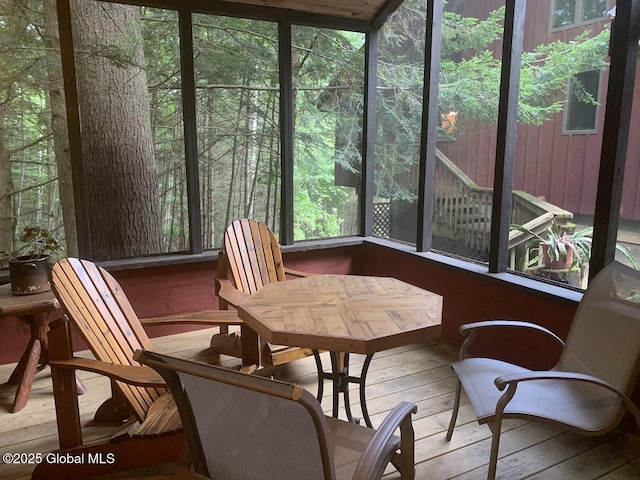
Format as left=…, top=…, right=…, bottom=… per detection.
left=0, top=261, right=223, bottom=366
left=0, top=242, right=576, bottom=370
left=0, top=243, right=575, bottom=369
left=362, top=242, right=576, bottom=370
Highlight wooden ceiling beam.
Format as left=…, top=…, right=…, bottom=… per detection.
left=98, top=0, right=400, bottom=31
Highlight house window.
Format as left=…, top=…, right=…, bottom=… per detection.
left=564, top=70, right=600, bottom=133
left=551, top=0, right=607, bottom=30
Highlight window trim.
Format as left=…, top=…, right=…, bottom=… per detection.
left=549, top=0, right=608, bottom=33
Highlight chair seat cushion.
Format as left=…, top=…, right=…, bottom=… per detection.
left=452, top=358, right=623, bottom=433
left=325, top=416, right=400, bottom=480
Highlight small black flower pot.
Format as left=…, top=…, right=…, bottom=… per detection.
left=8, top=256, right=51, bottom=295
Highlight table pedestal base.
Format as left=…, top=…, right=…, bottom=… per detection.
left=313, top=351, right=374, bottom=428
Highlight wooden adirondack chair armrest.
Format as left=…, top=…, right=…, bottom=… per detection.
left=458, top=320, right=565, bottom=359
left=50, top=358, right=166, bottom=388
left=353, top=401, right=417, bottom=480
left=283, top=267, right=312, bottom=278
left=216, top=278, right=251, bottom=308
left=494, top=370, right=640, bottom=429
left=140, top=309, right=242, bottom=327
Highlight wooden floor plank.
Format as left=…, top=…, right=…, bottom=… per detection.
left=599, top=457, right=640, bottom=480
left=1, top=332, right=639, bottom=480
left=525, top=434, right=640, bottom=480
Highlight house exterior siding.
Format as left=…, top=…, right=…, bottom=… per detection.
left=437, top=0, right=640, bottom=221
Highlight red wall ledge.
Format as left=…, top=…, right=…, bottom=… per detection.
left=1, top=239, right=578, bottom=371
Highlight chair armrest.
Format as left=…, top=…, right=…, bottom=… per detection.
left=494, top=371, right=640, bottom=429
left=353, top=401, right=417, bottom=480
left=217, top=278, right=251, bottom=308
left=50, top=358, right=166, bottom=388
left=283, top=267, right=312, bottom=278
left=458, top=320, right=564, bottom=360
left=140, top=309, right=242, bottom=327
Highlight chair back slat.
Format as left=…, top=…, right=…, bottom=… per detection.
left=252, top=219, right=284, bottom=284
left=224, top=219, right=286, bottom=294
left=51, top=258, right=162, bottom=421
left=137, top=350, right=335, bottom=480
left=100, top=267, right=154, bottom=352
left=226, top=219, right=256, bottom=293
left=559, top=262, right=640, bottom=395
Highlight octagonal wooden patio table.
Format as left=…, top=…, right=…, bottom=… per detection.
left=237, top=274, right=443, bottom=427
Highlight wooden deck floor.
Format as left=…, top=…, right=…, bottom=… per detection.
left=1, top=328, right=639, bottom=479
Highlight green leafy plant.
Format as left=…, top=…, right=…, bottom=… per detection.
left=0, top=227, right=64, bottom=266
left=510, top=220, right=639, bottom=271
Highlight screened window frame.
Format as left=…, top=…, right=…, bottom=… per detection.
left=51, top=0, right=638, bottom=289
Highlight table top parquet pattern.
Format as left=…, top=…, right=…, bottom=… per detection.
left=238, top=275, right=442, bottom=355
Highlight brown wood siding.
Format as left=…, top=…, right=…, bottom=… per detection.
left=439, top=0, right=640, bottom=221
left=621, top=107, right=640, bottom=220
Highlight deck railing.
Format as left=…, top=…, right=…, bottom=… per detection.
left=433, top=149, right=494, bottom=254
left=373, top=148, right=573, bottom=264
left=434, top=149, right=573, bottom=262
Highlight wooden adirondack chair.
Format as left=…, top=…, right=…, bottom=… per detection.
left=33, top=257, right=242, bottom=479
left=215, top=218, right=314, bottom=367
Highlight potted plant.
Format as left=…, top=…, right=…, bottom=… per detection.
left=511, top=219, right=639, bottom=272
left=0, top=227, right=64, bottom=295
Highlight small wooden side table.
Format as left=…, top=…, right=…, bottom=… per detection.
left=0, top=283, right=67, bottom=412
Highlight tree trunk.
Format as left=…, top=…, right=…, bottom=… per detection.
left=0, top=107, right=13, bottom=256
left=244, top=85, right=259, bottom=219
left=70, top=1, right=162, bottom=260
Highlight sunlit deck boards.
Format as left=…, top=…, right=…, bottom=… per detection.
left=1, top=328, right=639, bottom=479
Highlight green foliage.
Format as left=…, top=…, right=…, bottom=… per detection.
left=510, top=220, right=639, bottom=271
left=518, top=29, right=610, bottom=125
left=289, top=26, right=365, bottom=239
left=441, top=7, right=505, bottom=58
left=0, top=226, right=64, bottom=266
left=1, top=0, right=617, bottom=255
left=374, top=0, right=611, bottom=207
left=0, top=1, right=66, bottom=257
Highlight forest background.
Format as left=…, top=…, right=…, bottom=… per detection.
left=0, top=0, right=608, bottom=261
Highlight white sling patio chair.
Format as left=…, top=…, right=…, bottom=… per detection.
left=446, top=261, right=640, bottom=479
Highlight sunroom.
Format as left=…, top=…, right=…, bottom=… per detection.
left=1, top=0, right=640, bottom=478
